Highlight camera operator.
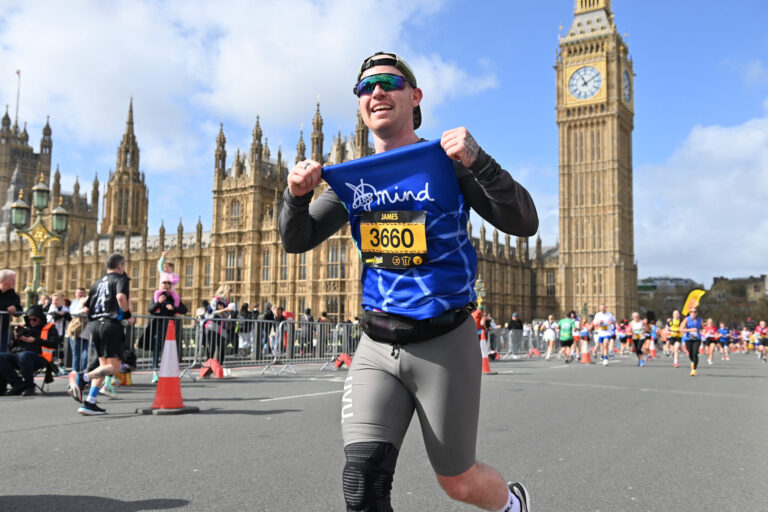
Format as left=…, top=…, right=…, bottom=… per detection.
left=0, top=305, right=58, bottom=396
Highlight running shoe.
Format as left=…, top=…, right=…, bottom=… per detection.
left=152, top=371, right=159, bottom=384
left=708, top=360, right=713, bottom=366
left=507, top=482, right=531, bottom=512
left=690, top=368, right=697, bottom=376
left=99, top=384, right=118, bottom=399
left=639, top=359, right=645, bottom=367
left=602, top=358, right=608, bottom=366
left=70, top=372, right=82, bottom=403
left=78, top=401, right=106, bottom=415
left=673, top=361, right=679, bottom=368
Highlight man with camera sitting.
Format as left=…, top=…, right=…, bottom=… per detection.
left=0, top=305, right=59, bottom=396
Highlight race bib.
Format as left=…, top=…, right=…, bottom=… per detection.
left=360, top=211, right=427, bottom=269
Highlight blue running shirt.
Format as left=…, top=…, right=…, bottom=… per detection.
left=322, top=140, right=477, bottom=320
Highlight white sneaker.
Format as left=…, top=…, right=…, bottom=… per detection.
left=602, top=358, right=608, bottom=366
left=508, top=482, right=531, bottom=512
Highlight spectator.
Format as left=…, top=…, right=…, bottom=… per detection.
left=300, top=308, right=314, bottom=355
left=0, top=269, right=22, bottom=353
left=238, top=302, right=254, bottom=356
left=146, top=278, right=188, bottom=383
left=259, top=301, right=275, bottom=357
left=39, top=293, right=52, bottom=314
left=0, top=305, right=59, bottom=396
left=509, top=312, right=523, bottom=331
left=66, top=288, right=89, bottom=375
left=203, top=285, right=233, bottom=367
left=46, top=292, right=71, bottom=374
left=194, top=299, right=209, bottom=364
left=156, top=250, right=180, bottom=290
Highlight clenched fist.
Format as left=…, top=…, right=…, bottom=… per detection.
left=287, top=160, right=323, bottom=197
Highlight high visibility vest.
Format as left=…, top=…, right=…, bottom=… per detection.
left=39, top=323, right=55, bottom=362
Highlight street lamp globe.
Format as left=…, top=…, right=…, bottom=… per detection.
left=31, top=176, right=50, bottom=211
left=10, top=190, right=30, bottom=230
left=51, top=198, right=69, bottom=234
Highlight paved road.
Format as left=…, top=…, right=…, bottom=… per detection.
left=1, top=351, right=766, bottom=511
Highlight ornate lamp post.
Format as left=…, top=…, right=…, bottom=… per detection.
left=474, top=275, right=486, bottom=307
left=11, top=174, right=69, bottom=307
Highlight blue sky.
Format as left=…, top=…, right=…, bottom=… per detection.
left=1, top=0, right=766, bottom=287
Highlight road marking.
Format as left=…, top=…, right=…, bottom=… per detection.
left=503, top=377, right=761, bottom=399
left=259, top=390, right=343, bottom=402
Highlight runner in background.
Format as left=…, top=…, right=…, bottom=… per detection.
left=630, top=312, right=647, bottom=367
left=557, top=312, right=575, bottom=364
left=543, top=314, right=557, bottom=361
left=681, top=308, right=703, bottom=376
left=591, top=304, right=615, bottom=366
left=702, top=317, right=718, bottom=366
left=667, top=311, right=683, bottom=368
left=717, top=322, right=731, bottom=361
left=757, top=321, right=767, bottom=362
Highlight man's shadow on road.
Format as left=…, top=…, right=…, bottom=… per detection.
left=0, top=495, right=188, bottom=512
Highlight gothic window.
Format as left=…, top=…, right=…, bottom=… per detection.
left=279, top=297, right=287, bottom=309
left=546, top=270, right=556, bottom=297
left=225, top=250, right=242, bottom=281
left=231, top=201, right=241, bottom=224
left=328, top=243, right=340, bottom=279
left=280, top=251, right=288, bottom=281
left=85, top=269, right=92, bottom=283
left=131, top=265, right=139, bottom=281
left=327, top=296, right=338, bottom=323
left=70, top=269, right=78, bottom=291
left=204, top=262, right=211, bottom=287
left=596, top=127, right=602, bottom=160
left=297, top=298, right=306, bottom=317
left=56, top=270, right=63, bottom=291
left=262, top=250, right=271, bottom=281
left=185, top=263, right=194, bottom=288
left=298, top=252, right=307, bottom=280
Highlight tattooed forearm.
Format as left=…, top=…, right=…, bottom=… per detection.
left=464, top=133, right=480, bottom=167
left=92, top=368, right=114, bottom=378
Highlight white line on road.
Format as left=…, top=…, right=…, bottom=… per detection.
left=259, top=390, right=343, bottom=402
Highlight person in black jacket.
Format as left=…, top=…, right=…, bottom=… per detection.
left=0, top=269, right=22, bottom=354
left=0, top=305, right=59, bottom=396
left=146, top=279, right=187, bottom=383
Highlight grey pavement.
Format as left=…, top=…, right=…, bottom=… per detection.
left=1, top=351, right=767, bottom=511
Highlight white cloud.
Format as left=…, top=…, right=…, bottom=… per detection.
left=0, top=0, right=498, bottom=231
left=635, top=114, right=768, bottom=286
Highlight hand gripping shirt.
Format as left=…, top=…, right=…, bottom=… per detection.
left=322, top=140, right=476, bottom=320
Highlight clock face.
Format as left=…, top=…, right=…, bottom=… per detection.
left=568, top=66, right=602, bottom=100
left=622, top=70, right=632, bottom=102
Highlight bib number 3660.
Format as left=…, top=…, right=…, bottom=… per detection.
left=360, top=210, right=427, bottom=269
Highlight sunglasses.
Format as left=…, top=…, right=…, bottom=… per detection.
left=353, top=73, right=413, bottom=97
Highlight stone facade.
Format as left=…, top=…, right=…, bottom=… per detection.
left=0, top=1, right=637, bottom=322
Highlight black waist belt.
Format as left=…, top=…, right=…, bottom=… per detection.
left=362, top=307, right=470, bottom=345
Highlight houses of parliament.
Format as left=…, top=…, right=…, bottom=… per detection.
left=0, top=0, right=637, bottom=322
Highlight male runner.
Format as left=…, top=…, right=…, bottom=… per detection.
left=557, top=312, right=575, bottom=363
left=591, top=304, right=615, bottom=366
left=70, top=253, right=134, bottom=415
left=717, top=322, right=730, bottom=361
left=280, top=52, right=536, bottom=511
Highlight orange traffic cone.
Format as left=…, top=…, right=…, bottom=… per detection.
left=580, top=338, right=592, bottom=363
left=480, top=331, right=497, bottom=375
left=334, top=353, right=352, bottom=368
left=136, top=322, right=199, bottom=415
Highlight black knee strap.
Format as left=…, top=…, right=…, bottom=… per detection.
left=343, top=442, right=398, bottom=512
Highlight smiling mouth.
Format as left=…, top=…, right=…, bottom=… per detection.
left=372, top=105, right=392, bottom=113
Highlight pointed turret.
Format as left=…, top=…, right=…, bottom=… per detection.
left=295, top=128, right=306, bottom=164
left=159, top=219, right=166, bottom=250
left=40, top=116, right=52, bottom=155
left=117, top=98, right=140, bottom=176
left=91, top=173, right=99, bottom=213
left=250, top=116, right=263, bottom=165
left=196, top=216, right=203, bottom=246
left=355, top=109, right=369, bottom=158
left=51, top=166, right=61, bottom=205
left=535, top=233, right=543, bottom=260
left=311, top=101, right=324, bottom=163
left=262, top=137, right=270, bottom=174
left=20, top=122, right=28, bottom=145
left=215, top=122, right=227, bottom=178
left=1, top=105, right=10, bottom=133
left=233, top=148, right=243, bottom=178
left=177, top=218, right=184, bottom=251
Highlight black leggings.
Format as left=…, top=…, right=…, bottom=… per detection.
left=686, top=340, right=701, bottom=369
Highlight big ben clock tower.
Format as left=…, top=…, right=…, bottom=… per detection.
left=555, top=0, right=637, bottom=319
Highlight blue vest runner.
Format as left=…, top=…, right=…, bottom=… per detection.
left=322, top=139, right=477, bottom=320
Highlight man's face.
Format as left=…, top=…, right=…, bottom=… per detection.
left=599, top=304, right=606, bottom=314
left=357, top=64, right=422, bottom=137
left=0, top=274, right=15, bottom=291
left=76, top=289, right=86, bottom=298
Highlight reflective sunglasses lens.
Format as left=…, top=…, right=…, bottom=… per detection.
left=355, top=74, right=406, bottom=96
